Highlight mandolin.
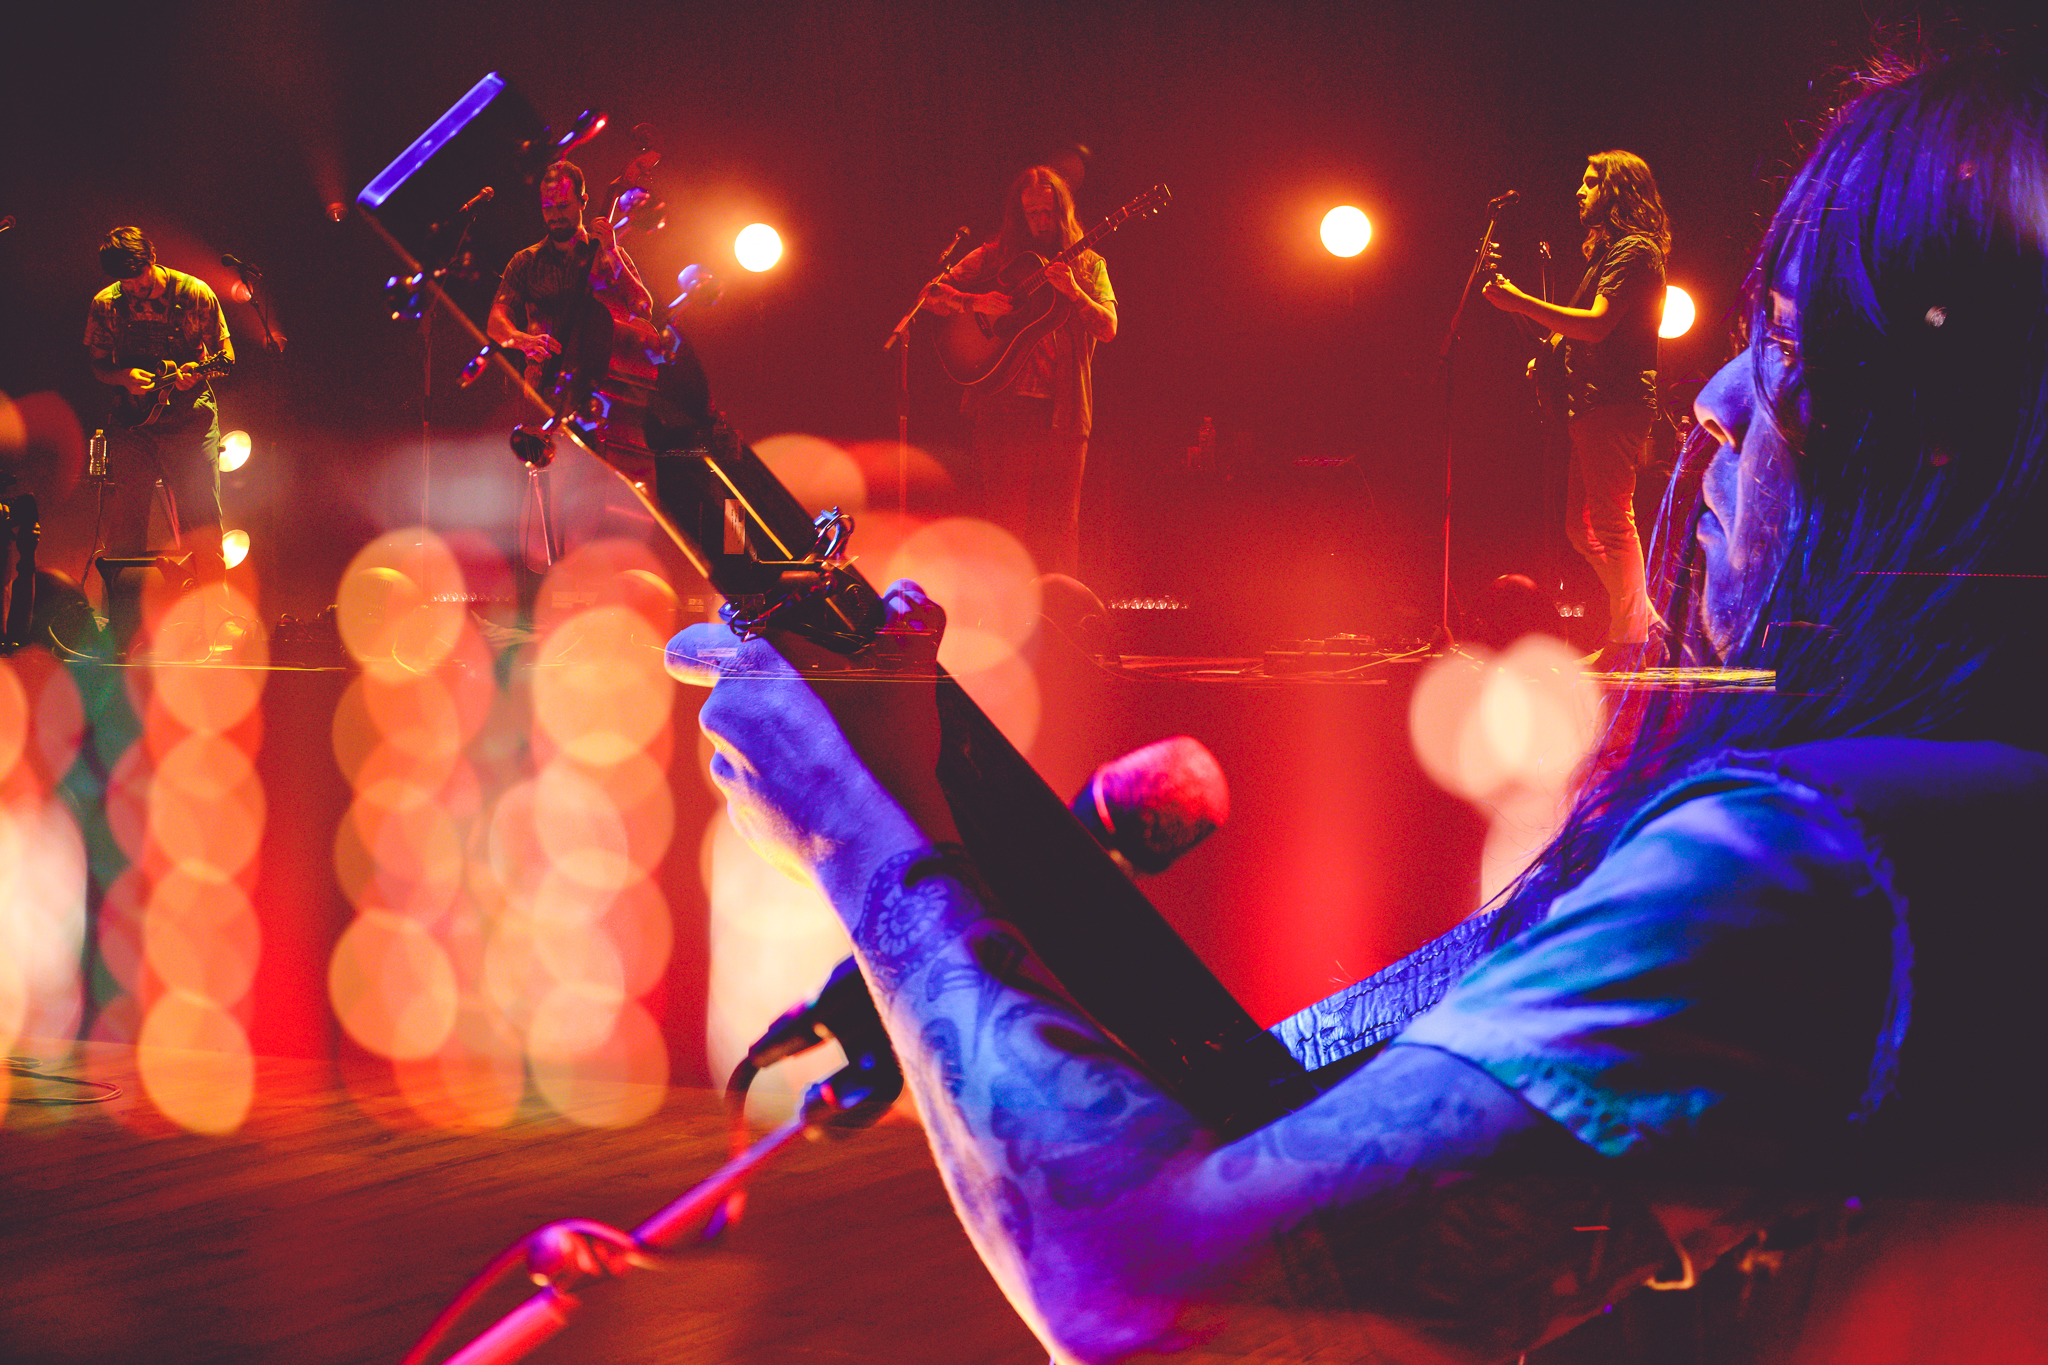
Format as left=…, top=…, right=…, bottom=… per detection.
left=929, top=183, right=1170, bottom=392
left=113, top=353, right=231, bottom=429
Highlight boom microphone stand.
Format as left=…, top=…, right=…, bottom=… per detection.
left=883, top=226, right=973, bottom=516
left=1433, top=190, right=1518, bottom=651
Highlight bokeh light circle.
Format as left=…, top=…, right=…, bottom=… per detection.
left=529, top=997, right=668, bottom=1128
left=328, top=910, right=460, bottom=1061
left=882, top=518, right=1042, bottom=674
left=534, top=540, right=678, bottom=638
left=1321, top=205, right=1372, bottom=258
left=138, top=991, right=255, bottom=1134
left=531, top=607, right=672, bottom=766
left=754, top=434, right=868, bottom=518
left=144, top=867, right=260, bottom=1007
left=336, top=530, right=467, bottom=679
left=1409, top=636, right=1599, bottom=804
left=0, top=661, right=26, bottom=785
left=149, top=733, right=265, bottom=877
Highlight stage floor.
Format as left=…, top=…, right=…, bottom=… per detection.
left=0, top=1043, right=1043, bottom=1365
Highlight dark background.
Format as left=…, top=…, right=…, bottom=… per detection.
left=4, top=0, right=1873, bottom=639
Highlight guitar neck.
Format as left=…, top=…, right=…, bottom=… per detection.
left=604, top=425, right=1313, bottom=1134
left=1030, top=191, right=1161, bottom=282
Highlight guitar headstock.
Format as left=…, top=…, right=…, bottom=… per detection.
left=1079, top=184, right=1171, bottom=251
left=1127, top=183, right=1171, bottom=221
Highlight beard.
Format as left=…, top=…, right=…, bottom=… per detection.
left=546, top=222, right=578, bottom=244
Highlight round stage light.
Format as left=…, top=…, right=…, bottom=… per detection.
left=1321, top=205, right=1372, bottom=258
left=222, top=529, right=251, bottom=569
left=218, top=430, right=252, bottom=472
left=735, top=223, right=783, bottom=273
left=1660, top=284, right=1696, bottom=339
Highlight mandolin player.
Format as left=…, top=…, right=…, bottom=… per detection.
left=84, top=226, right=235, bottom=657
left=921, top=165, right=1115, bottom=578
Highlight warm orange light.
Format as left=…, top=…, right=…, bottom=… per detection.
left=218, top=430, right=252, bottom=472
left=221, top=529, right=250, bottom=568
left=1321, top=205, right=1372, bottom=258
left=1660, top=285, right=1696, bottom=339
left=735, top=223, right=783, bottom=272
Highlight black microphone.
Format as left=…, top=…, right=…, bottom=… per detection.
left=937, top=224, right=972, bottom=269
left=1488, top=189, right=1521, bottom=210
left=457, top=185, right=495, bottom=217
left=221, top=252, right=262, bottom=277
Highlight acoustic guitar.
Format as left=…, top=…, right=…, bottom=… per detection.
left=929, top=183, right=1170, bottom=392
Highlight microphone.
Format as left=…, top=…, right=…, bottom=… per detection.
left=457, top=185, right=495, bottom=217
left=1488, top=189, right=1521, bottom=210
left=1069, top=735, right=1230, bottom=875
left=221, top=252, right=262, bottom=276
left=937, top=225, right=971, bottom=269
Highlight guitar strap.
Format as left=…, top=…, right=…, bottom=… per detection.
left=1267, top=902, right=1524, bottom=1074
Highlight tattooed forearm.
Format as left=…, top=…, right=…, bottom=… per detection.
left=919, top=1018, right=966, bottom=1099
left=856, top=844, right=1204, bottom=1208
left=856, top=845, right=991, bottom=993
left=847, top=849, right=1665, bottom=1363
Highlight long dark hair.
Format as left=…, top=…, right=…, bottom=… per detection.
left=1583, top=149, right=1672, bottom=260
left=996, top=165, right=1084, bottom=260
left=1495, top=44, right=2048, bottom=943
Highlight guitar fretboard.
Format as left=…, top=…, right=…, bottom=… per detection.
left=1024, top=186, right=1168, bottom=290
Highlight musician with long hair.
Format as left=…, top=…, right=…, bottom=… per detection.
left=922, top=165, right=1116, bottom=577
left=1486, top=151, right=1671, bottom=667
left=676, top=38, right=2048, bottom=1363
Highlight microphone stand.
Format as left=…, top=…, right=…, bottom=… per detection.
left=229, top=261, right=284, bottom=355
left=409, top=197, right=490, bottom=530
left=882, top=228, right=972, bottom=517
left=1432, top=198, right=1511, bottom=652
left=399, top=1057, right=900, bottom=1365
left=1535, top=240, right=1566, bottom=603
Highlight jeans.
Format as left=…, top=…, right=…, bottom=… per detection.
left=1566, top=403, right=1656, bottom=644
